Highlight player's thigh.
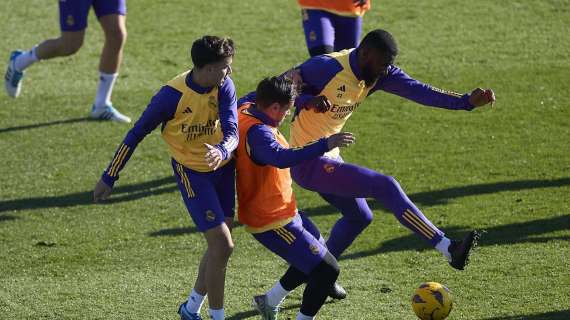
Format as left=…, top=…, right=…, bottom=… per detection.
left=92, top=0, right=126, bottom=19
left=332, top=15, right=362, bottom=50
left=253, top=215, right=328, bottom=275
left=291, top=156, right=382, bottom=198
left=172, top=161, right=226, bottom=233
left=298, top=211, right=324, bottom=244
left=302, top=9, right=335, bottom=49
left=214, top=160, right=236, bottom=220
left=59, top=0, right=92, bottom=32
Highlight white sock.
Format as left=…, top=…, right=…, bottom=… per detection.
left=14, top=46, right=39, bottom=72
left=296, top=312, right=315, bottom=320
left=208, top=308, right=224, bottom=320
left=436, top=237, right=452, bottom=261
left=185, top=289, right=206, bottom=314
left=266, top=281, right=290, bottom=307
left=94, top=72, right=118, bottom=108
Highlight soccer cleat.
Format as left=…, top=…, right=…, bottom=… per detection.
left=449, top=230, right=481, bottom=270
left=4, top=50, right=24, bottom=98
left=252, top=294, right=280, bottom=320
left=90, top=104, right=132, bottom=123
left=328, top=282, right=347, bottom=300
left=178, top=301, right=203, bottom=320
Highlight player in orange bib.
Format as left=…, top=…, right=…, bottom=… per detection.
left=236, top=77, right=354, bottom=320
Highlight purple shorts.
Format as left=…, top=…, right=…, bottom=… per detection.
left=172, top=159, right=235, bottom=232
left=301, top=9, right=362, bottom=52
left=59, top=0, right=127, bottom=31
left=253, top=213, right=328, bottom=275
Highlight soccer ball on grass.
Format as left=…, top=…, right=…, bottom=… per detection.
left=411, top=282, right=453, bottom=320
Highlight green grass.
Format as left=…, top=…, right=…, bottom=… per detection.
left=1, top=0, right=569, bottom=319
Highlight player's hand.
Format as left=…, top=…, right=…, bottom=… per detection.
left=205, top=143, right=223, bottom=170
left=327, top=132, right=355, bottom=150
left=468, top=88, right=496, bottom=108
left=283, top=68, right=303, bottom=88
left=304, top=95, right=331, bottom=113
left=93, top=179, right=113, bottom=203
left=353, top=0, right=368, bottom=7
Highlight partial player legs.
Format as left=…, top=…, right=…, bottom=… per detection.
left=292, top=157, right=445, bottom=248
left=319, top=194, right=373, bottom=258
left=332, top=14, right=362, bottom=51
left=301, top=9, right=335, bottom=56
left=252, top=214, right=339, bottom=319
left=35, top=31, right=86, bottom=60
left=90, top=13, right=131, bottom=123
left=98, top=14, right=127, bottom=74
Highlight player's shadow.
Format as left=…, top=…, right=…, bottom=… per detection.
left=0, top=176, right=177, bottom=214
left=303, top=178, right=570, bottom=217
left=483, top=309, right=570, bottom=320
left=0, top=117, right=93, bottom=134
left=148, top=221, right=245, bottom=237
left=149, top=177, right=570, bottom=238
left=340, top=214, right=570, bottom=261
left=227, top=300, right=336, bottom=319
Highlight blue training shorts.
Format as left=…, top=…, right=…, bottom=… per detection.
left=253, top=213, right=328, bottom=275
left=172, top=158, right=236, bottom=232
left=59, top=0, right=127, bottom=31
left=301, top=9, right=362, bottom=52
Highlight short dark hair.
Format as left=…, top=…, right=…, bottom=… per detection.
left=255, top=76, right=298, bottom=109
left=360, top=29, right=398, bottom=58
left=191, top=36, right=235, bottom=68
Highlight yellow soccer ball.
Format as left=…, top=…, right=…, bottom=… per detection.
left=411, top=282, right=453, bottom=320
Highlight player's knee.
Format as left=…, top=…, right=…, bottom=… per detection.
left=375, top=174, right=402, bottom=195
left=59, top=37, right=84, bottom=56
left=350, top=205, right=373, bottom=227
left=310, top=252, right=340, bottom=284
left=210, top=240, right=234, bottom=261
left=308, top=45, right=334, bottom=57
left=106, top=27, right=127, bottom=48
left=359, top=210, right=373, bottom=227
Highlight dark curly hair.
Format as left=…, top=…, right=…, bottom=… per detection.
left=191, top=36, right=235, bottom=68
left=256, top=76, right=299, bottom=110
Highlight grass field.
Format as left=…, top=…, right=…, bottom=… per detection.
left=1, top=0, right=569, bottom=319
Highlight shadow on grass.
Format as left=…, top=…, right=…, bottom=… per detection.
left=483, top=309, right=570, bottom=320
left=340, top=214, right=570, bottom=261
left=0, top=176, right=177, bottom=213
left=227, top=300, right=337, bottom=319
left=0, top=215, right=18, bottom=222
left=304, top=178, right=570, bottom=217
left=148, top=177, right=570, bottom=238
left=0, top=117, right=93, bottom=134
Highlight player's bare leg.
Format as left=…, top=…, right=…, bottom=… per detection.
left=5, top=31, right=84, bottom=98
left=90, top=14, right=131, bottom=123
left=203, top=222, right=233, bottom=319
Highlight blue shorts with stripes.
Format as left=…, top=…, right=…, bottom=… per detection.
left=59, top=0, right=127, bottom=31
left=172, top=158, right=235, bottom=232
left=253, top=213, right=328, bottom=275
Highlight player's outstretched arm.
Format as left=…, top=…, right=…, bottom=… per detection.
left=93, top=179, right=113, bottom=202
left=468, top=88, right=496, bottom=108
left=327, top=132, right=356, bottom=149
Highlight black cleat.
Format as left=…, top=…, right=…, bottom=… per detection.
left=328, top=282, right=347, bottom=300
left=449, top=230, right=481, bottom=270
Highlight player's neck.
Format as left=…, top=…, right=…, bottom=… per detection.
left=191, top=68, right=210, bottom=88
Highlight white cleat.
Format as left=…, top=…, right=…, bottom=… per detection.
left=4, top=50, right=24, bottom=98
left=90, top=104, right=132, bottom=123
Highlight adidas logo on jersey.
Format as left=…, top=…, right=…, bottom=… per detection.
left=182, top=107, right=193, bottom=114
left=337, top=85, right=346, bottom=92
